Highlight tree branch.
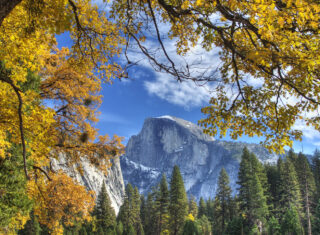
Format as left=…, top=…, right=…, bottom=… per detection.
left=33, top=165, right=52, bottom=181
left=0, top=74, right=29, bottom=180
left=0, top=0, right=22, bottom=27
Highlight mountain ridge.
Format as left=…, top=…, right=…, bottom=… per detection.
left=121, top=115, right=279, bottom=200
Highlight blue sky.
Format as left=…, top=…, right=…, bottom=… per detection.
left=56, top=28, right=320, bottom=156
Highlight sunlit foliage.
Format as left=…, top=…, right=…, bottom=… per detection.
left=112, top=0, right=320, bottom=152
left=0, top=0, right=125, bottom=233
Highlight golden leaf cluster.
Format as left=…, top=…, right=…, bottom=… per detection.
left=113, top=0, right=320, bottom=153
left=0, top=0, right=124, bottom=232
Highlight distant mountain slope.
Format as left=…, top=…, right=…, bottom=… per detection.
left=121, top=116, right=279, bottom=200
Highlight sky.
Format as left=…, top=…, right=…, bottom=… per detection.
left=55, top=3, right=320, bottom=155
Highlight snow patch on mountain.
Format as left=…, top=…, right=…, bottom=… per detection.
left=121, top=116, right=280, bottom=201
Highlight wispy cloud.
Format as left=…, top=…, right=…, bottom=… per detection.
left=99, top=112, right=130, bottom=125
left=293, top=119, right=320, bottom=140
left=144, top=73, right=215, bottom=109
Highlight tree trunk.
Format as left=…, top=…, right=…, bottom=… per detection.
left=306, top=183, right=312, bottom=235
left=0, top=0, right=22, bottom=27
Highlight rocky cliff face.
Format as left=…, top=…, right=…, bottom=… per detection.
left=121, top=116, right=279, bottom=200
left=51, top=155, right=125, bottom=214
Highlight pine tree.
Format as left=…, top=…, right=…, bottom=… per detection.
left=198, top=197, right=207, bottom=219
left=116, top=221, right=124, bottom=235
left=249, top=151, right=269, bottom=197
left=312, top=149, right=320, bottom=199
left=215, top=168, right=232, bottom=233
left=278, top=157, right=303, bottom=218
left=0, top=145, right=32, bottom=231
left=212, top=197, right=222, bottom=235
left=169, top=165, right=188, bottom=235
left=281, top=205, right=304, bottom=235
left=142, top=193, right=155, bottom=235
left=267, top=216, right=281, bottom=235
left=313, top=199, right=320, bottom=234
left=295, top=153, right=316, bottom=235
left=237, top=147, right=269, bottom=232
left=118, top=184, right=144, bottom=234
left=182, top=215, right=199, bottom=235
left=188, top=195, right=198, bottom=218
left=140, top=194, right=147, bottom=232
left=205, top=198, right=214, bottom=223
left=196, top=215, right=212, bottom=235
left=94, top=183, right=116, bottom=233
left=117, top=183, right=134, bottom=233
left=154, top=174, right=170, bottom=235
left=133, top=187, right=144, bottom=235
left=225, top=216, right=244, bottom=235
left=265, top=163, right=281, bottom=215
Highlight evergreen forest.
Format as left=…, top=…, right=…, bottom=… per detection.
left=18, top=148, right=320, bottom=235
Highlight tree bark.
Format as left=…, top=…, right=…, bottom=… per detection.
left=306, top=183, right=312, bottom=235
left=0, top=0, right=22, bottom=27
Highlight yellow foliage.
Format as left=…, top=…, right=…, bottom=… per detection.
left=113, top=0, right=320, bottom=153
left=30, top=172, right=95, bottom=235
left=187, top=213, right=195, bottom=221
left=0, top=0, right=125, bottom=232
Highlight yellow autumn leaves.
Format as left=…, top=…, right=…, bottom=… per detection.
left=117, top=0, right=320, bottom=153
left=0, top=0, right=125, bottom=234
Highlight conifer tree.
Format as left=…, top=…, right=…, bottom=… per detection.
left=265, top=163, right=281, bottom=215
left=237, top=147, right=269, bottom=232
left=141, top=193, right=155, bottom=235
left=267, top=216, right=281, bottom=235
left=278, top=157, right=303, bottom=218
left=196, top=215, right=212, bottom=235
left=118, top=184, right=144, bottom=234
left=154, top=174, right=170, bottom=235
left=313, top=199, right=320, bottom=234
left=249, top=151, right=269, bottom=197
left=212, top=197, right=222, bottom=235
left=205, top=198, right=215, bottom=223
left=225, top=216, right=244, bottom=235
left=188, top=196, right=198, bottom=218
left=169, top=165, right=188, bottom=235
left=215, top=168, right=232, bottom=233
left=94, top=183, right=116, bottom=233
left=133, top=187, right=144, bottom=235
left=198, top=197, right=207, bottom=219
left=117, top=184, right=134, bottom=233
left=312, top=149, right=320, bottom=199
left=295, top=153, right=316, bottom=235
left=116, top=221, right=124, bottom=235
left=0, top=146, right=32, bottom=232
left=281, top=205, right=304, bottom=235
left=140, top=194, right=147, bottom=231
left=182, top=214, right=199, bottom=235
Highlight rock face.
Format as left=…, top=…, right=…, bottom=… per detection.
left=121, top=116, right=279, bottom=200
left=51, top=155, right=125, bottom=214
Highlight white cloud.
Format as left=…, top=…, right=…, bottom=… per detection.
left=99, top=112, right=130, bottom=124
left=293, top=119, right=320, bottom=140
left=144, top=73, right=214, bottom=109
left=124, top=18, right=222, bottom=109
